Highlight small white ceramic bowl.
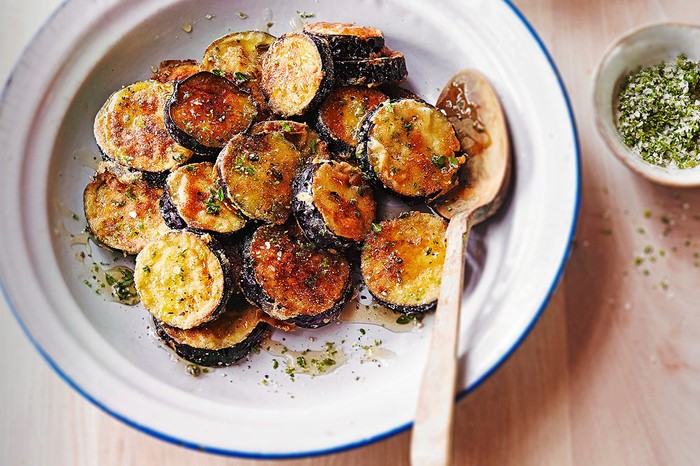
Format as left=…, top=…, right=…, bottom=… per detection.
left=593, top=23, right=700, bottom=187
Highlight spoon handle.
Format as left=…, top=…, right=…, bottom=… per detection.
left=410, top=210, right=472, bottom=466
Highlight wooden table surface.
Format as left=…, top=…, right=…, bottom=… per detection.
left=2, top=0, right=700, bottom=464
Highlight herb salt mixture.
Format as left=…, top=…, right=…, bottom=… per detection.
left=617, top=55, right=700, bottom=169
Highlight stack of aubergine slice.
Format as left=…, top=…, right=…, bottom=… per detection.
left=83, top=21, right=467, bottom=368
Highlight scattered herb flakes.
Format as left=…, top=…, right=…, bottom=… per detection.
left=430, top=155, right=446, bottom=168
left=371, top=222, right=382, bottom=233
left=186, top=364, right=202, bottom=377
left=297, top=11, right=314, bottom=19
left=643, top=209, right=652, bottom=218
left=234, top=71, right=251, bottom=82
left=237, top=12, right=248, bottom=19
left=617, top=54, right=700, bottom=169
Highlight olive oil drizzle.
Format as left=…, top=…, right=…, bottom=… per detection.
left=262, top=338, right=348, bottom=378
left=438, top=79, right=491, bottom=156
left=340, top=300, right=423, bottom=333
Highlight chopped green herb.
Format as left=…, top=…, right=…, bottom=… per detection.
left=396, top=315, right=415, bottom=325
left=237, top=12, right=248, bottom=19
left=234, top=71, right=251, bottom=82
left=617, top=54, right=700, bottom=169
left=125, top=187, right=137, bottom=201
left=371, top=222, right=382, bottom=233
left=297, top=10, right=314, bottom=19
left=281, top=121, right=291, bottom=132
left=211, top=68, right=225, bottom=77
left=431, top=155, right=446, bottom=168
left=448, top=156, right=459, bottom=168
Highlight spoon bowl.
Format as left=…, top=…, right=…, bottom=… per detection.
left=410, top=69, right=511, bottom=466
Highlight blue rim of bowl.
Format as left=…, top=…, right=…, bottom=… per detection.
left=0, top=0, right=581, bottom=459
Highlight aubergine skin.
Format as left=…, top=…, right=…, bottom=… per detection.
left=306, top=34, right=336, bottom=113
left=292, top=163, right=354, bottom=251
left=335, top=53, right=408, bottom=87
left=368, top=292, right=436, bottom=316
left=163, top=110, right=221, bottom=159
left=327, top=35, right=383, bottom=58
left=306, top=32, right=384, bottom=59
left=355, top=103, right=428, bottom=204
left=262, top=33, right=336, bottom=117
left=154, top=317, right=269, bottom=367
left=286, top=282, right=352, bottom=328
left=355, top=100, right=448, bottom=205
left=240, top=227, right=352, bottom=329
left=159, top=190, right=246, bottom=241
left=314, top=116, right=354, bottom=156
left=302, top=22, right=385, bottom=59
left=240, top=233, right=277, bottom=314
left=134, top=231, right=235, bottom=329
left=196, top=234, right=235, bottom=325
left=159, top=192, right=188, bottom=230
left=158, top=181, right=247, bottom=242
left=164, top=72, right=256, bottom=158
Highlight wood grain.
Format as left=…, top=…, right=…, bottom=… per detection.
left=2, top=1, right=700, bottom=465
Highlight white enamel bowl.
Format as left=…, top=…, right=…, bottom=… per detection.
left=0, top=0, right=579, bottom=458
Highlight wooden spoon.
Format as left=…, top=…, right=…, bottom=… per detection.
left=410, top=69, right=511, bottom=466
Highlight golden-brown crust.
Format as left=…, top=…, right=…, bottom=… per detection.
left=201, top=31, right=276, bottom=80
left=251, top=225, right=351, bottom=319
left=217, top=132, right=304, bottom=224
left=361, top=212, right=446, bottom=307
left=83, top=165, right=171, bottom=254
left=319, top=86, right=387, bottom=147
left=312, top=162, right=376, bottom=241
left=158, top=301, right=266, bottom=350
left=303, top=22, right=383, bottom=41
left=151, top=59, right=200, bottom=83
left=168, top=72, right=256, bottom=148
left=261, top=33, right=327, bottom=117
left=366, top=99, right=462, bottom=198
left=200, top=31, right=277, bottom=121
left=166, top=162, right=246, bottom=233
left=250, top=120, right=331, bottom=161
left=134, top=231, right=226, bottom=329
left=94, top=80, right=192, bottom=172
